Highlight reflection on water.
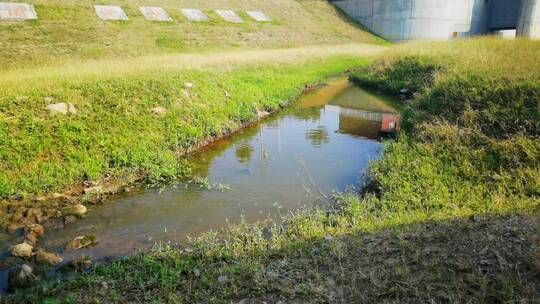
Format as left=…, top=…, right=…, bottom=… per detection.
left=1, top=80, right=400, bottom=261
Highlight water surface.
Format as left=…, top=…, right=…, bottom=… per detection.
left=2, top=80, right=399, bottom=261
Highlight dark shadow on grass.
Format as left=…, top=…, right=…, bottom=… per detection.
left=7, top=215, right=539, bottom=303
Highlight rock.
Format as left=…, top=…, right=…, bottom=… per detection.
left=10, top=243, right=33, bottom=258
left=50, top=192, right=68, bottom=199
left=182, top=89, right=190, bottom=98
left=224, top=91, right=230, bottom=97
left=46, top=102, right=77, bottom=115
left=24, top=233, right=38, bottom=246
left=83, top=185, right=103, bottom=195
left=262, top=227, right=272, bottom=240
left=25, top=208, right=43, bottom=223
left=35, top=251, right=63, bottom=266
left=150, top=106, right=167, bottom=115
left=218, top=275, right=228, bottom=283
left=26, top=224, right=45, bottom=237
left=63, top=204, right=87, bottom=217
left=399, top=88, right=411, bottom=95
left=324, top=235, right=334, bottom=242
left=66, top=235, right=97, bottom=250
left=9, top=264, right=34, bottom=287
left=257, top=110, right=270, bottom=119
left=184, top=82, right=194, bottom=89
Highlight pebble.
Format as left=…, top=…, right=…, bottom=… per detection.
left=46, top=102, right=77, bottom=115
left=36, top=251, right=63, bottom=266
left=83, top=185, right=103, bottom=195
left=257, top=110, right=270, bottom=119
left=218, top=275, right=228, bottom=283
left=64, top=204, right=87, bottom=217
left=150, top=106, right=167, bottom=115
left=26, top=224, right=45, bottom=237
left=10, top=243, right=33, bottom=258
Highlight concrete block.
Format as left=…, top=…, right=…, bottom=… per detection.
left=0, top=2, right=37, bottom=20
left=246, top=11, right=271, bottom=22
left=139, top=7, right=172, bottom=22
left=215, top=9, right=243, bottom=23
left=181, top=8, right=208, bottom=21
left=94, top=5, right=128, bottom=21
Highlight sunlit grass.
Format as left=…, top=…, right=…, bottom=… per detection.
left=0, top=44, right=385, bottom=93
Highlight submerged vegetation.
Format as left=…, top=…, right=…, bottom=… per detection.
left=3, top=38, right=539, bottom=303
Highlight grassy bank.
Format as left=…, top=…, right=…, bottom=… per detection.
left=4, top=38, right=539, bottom=303
left=0, top=0, right=383, bottom=70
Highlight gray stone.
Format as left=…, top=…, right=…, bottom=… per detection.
left=218, top=275, right=228, bottom=283
left=257, top=109, right=270, bottom=119
left=0, top=3, right=37, bottom=21
left=150, top=106, right=167, bottom=115
left=35, top=251, right=63, bottom=266
left=94, top=5, right=128, bottom=21
left=63, top=204, right=87, bottom=217
left=246, top=11, right=271, bottom=22
left=181, top=8, right=208, bottom=22
left=83, top=185, right=103, bottom=194
left=215, top=10, right=243, bottom=23
left=139, top=7, right=172, bottom=22
left=14, top=264, right=34, bottom=282
left=46, top=102, right=77, bottom=115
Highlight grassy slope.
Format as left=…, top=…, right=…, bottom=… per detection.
left=5, top=38, right=539, bottom=303
left=0, top=0, right=383, bottom=70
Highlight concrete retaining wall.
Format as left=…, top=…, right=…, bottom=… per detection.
left=518, top=0, right=540, bottom=38
left=331, top=0, right=539, bottom=41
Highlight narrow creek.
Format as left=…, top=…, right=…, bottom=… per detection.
left=0, top=79, right=399, bottom=284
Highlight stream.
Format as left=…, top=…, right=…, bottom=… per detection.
left=0, top=79, right=399, bottom=284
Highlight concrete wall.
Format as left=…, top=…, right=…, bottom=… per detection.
left=331, top=0, right=539, bottom=41
left=490, top=0, right=521, bottom=30
left=518, top=0, right=540, bottom=38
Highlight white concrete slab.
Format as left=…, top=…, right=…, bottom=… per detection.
left=215, top=9, right=243, bottom=23
left=0, top=2, right=37, bottom=20
left=94, top=5, right=128, bottom=21
left=246, top=11, right=271, bottom=22
left=139, top=7, right=172, bottom=22
left=181, top=8, right=208, bottom=21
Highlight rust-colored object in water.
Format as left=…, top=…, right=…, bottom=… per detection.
left=380, top=113, right=401, bottom=133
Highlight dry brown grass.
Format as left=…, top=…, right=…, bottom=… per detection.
left=0, top=43, right=386, bottom=93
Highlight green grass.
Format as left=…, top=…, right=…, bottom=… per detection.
left=0, top=0, right=380, bottom=70
left=4, top=38, right=539, bottom=303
